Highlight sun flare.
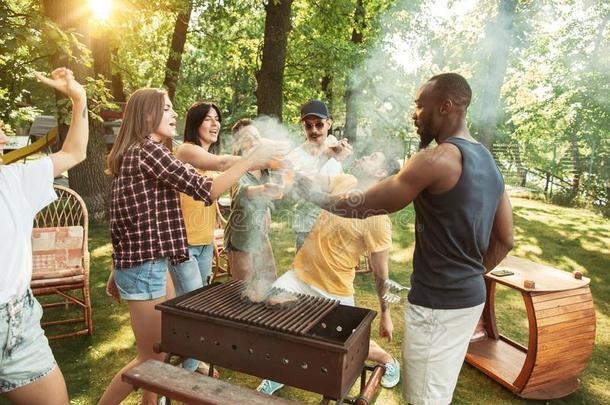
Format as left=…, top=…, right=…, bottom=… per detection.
left=89, top=0, right=112, bottom=21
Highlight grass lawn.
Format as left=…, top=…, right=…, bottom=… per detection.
left=3, top=196, right=607, bottom=404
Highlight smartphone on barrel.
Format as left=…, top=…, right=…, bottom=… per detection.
left=491, top=269, right=514, bottom=277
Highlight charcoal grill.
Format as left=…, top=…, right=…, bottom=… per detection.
left=156, top=280, right=378, bottom=402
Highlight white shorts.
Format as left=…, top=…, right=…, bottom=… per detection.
left=403, top=302, right=484, bottom=405
left=272, top=270, right=355, bottom=306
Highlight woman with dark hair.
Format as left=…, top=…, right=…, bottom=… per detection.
left=172, top=102, right=230, bottom=296
left=182, top=101, right=223, bottom=154
left=168, top=102, right=244, bottom=374
left=99, top=92, right=286, bottom=405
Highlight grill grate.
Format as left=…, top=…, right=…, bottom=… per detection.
left=175, top=280, right=339, bottom=336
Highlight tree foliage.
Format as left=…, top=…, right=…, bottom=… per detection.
left=1, top=0, right=608, bottom=210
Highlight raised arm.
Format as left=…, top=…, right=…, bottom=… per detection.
left=369, top=249, right=393, bottom=342
left=209, top=139, right=289, bottom=200
left=297, top=149, right=439, bottom=218
left=483, top=191, right=514, bottom=272
left=35, top=68, right=88, bottom=178
left=175, top=142, right=240, bottom=171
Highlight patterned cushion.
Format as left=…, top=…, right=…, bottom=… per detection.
left=31, top=226, right=84, bottom=278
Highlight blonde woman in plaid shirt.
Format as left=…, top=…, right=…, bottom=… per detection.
left=99, top=89, right=286, bottom=405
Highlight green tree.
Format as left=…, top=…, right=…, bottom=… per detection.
left=41, top=0, right=113, bottom=220
left=256, top=0, right=294, bottom=121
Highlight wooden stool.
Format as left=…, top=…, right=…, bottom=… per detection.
left=466, top=256, right=595, bottom=400
left=122, top=360, right=298, bottom=405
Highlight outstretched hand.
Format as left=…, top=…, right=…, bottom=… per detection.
left=292, top=171, right=315, bottom=200
left=292, top=171, right=332, bottom=208
left=34, top=68, right=86, bottom=102
left=326, top=138, right=353, bottom=162
left=244, top=138, right=290, bottom=170
left=262, top=183, right=284, bottom=200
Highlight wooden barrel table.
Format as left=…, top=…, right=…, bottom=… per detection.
left=466, top=256, right=596, bottom=400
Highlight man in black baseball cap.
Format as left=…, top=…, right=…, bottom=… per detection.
left=287, top=100, right=351, bottom=252
left=300, top=99, right=330, bottom=120
left=299, top=99, right=333, bottom=145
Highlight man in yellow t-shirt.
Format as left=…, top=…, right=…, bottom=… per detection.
left=257, top=152, right=402, bottom=395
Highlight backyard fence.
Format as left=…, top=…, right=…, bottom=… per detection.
left=399, top=136, right=609, bottom=210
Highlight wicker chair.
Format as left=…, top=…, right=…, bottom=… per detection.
left=31, top=184, right=92, bottom=339
left=210, top=203, right=231, bottom=283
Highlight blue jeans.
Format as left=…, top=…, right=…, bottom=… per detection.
left=168, top=244, right=214, bottom=371
left=169, top=244, right=214, bottom=296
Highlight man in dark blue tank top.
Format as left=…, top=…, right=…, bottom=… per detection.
left=297, top=73, right=514, bottom=404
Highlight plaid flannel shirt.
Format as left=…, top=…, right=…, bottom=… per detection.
left=110, top=139, right=213, bottom=269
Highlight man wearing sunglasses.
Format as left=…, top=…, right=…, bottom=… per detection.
left=289, top=100, right=351, bottom=251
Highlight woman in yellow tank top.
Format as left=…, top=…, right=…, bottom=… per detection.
left=169, top=101, right=240, bottom=374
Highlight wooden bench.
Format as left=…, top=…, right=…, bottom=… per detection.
left=122, top=360, right=298, bottom=405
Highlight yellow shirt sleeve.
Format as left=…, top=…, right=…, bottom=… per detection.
left=363, top=215, right=392, bottom=253
left=293, top=174, right=392, bottom=296
left=328, top=174, right=358, bottom=194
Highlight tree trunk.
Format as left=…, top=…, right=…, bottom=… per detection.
left=111, top=72, right=126, bottom=102
left=569, top=132, right=581, bottom=197
left=605, top=183, right=610, bottom=217
left=512, top=142, right=527, bottom=187
left=321, top=74, right=333, bottom=112
left=255, top=0, right=293, bottom=121
left=92, top=29, right=112, bottom=81
left=110, top=45, right=126, bottom=102
left=474, top=0, right=517, bottom=149
left=42, top=0, right=111, bottom=221
left=344, top=0, right=365, bottom=143
left=163, top=0, right=193, bottom=103
left=91, top=32, right=126, bottom=103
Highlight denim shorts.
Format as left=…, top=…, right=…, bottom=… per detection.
left=114, top=258, right=169, bottom=300
left=0, top=290, right=57, bottom=393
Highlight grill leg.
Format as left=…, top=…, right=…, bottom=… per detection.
left=353, top=365, right=385, bottom=405
left=160, top=352, right=174, bottom=405
left=320, top=395, right=346, bottom=404
left=360, top=366, right=369, bottom=392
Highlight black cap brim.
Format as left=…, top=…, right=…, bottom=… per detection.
left=301, top=113, right=328, bottom=120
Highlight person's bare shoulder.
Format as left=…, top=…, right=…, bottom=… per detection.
left=175, top=142, right=208, bottom=162
left=423, top=141, right=457, bottom=160
left=435, top=142, right=462, bottom=166
left=423, top=143, right=463, bottom=193
left=405, top=144, right=458, bottom=173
